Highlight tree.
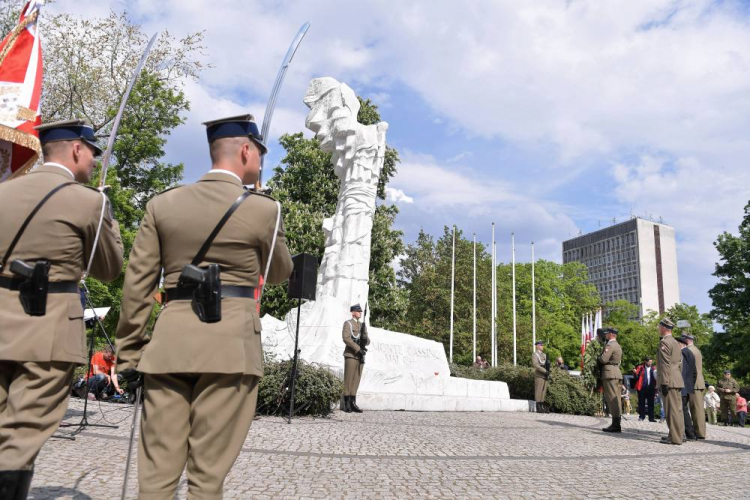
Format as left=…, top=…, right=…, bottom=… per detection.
left=708, top=201, right=750, bottom=381
left=261, top=97, right=406, bottom=328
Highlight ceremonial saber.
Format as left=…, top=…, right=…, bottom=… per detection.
left=256, top=21, right=310, bottom=190
left=99, top=32, right=158, bottom=187
left=121, top=386, right=143, bottom=500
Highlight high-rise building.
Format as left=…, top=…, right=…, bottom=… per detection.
left=562, top=218, right=679, bottom=318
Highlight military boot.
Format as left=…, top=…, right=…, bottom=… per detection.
left=350, top=396, right=363, bottom=413
left=342, top=396, right=352, bottom=413
left=15, top=470, right=33, bottom=500
left=603, top=417, right=622, bottom=433
left=0, top=471, right=20, bottom=499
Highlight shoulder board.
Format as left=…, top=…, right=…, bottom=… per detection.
left=244, top=186, right=278, bottom=202
left=78, top=184, right=100, bottom=193
left=154, top=184, right=185, bottom=197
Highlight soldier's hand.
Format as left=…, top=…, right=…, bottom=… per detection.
left=120, top=368, right=143, bottom=389
left=360, top=347, right=368, bottom=354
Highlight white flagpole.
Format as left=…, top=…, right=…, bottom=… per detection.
left=493, top=241, right=497, bottom=366
left=449, top=225, right=455, bottom=363
left=512, top=232, right=517, bottom=366
left=491, top=223, right=496, bottom=367
left=473, top=233, right=477, bottom=363
left=531, top=241, right=536, bottom=351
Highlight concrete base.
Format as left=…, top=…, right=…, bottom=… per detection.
left=356, top=391, right=533, bottom=412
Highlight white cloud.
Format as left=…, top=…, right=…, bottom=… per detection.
left=384, top=187, right=413, bottom=204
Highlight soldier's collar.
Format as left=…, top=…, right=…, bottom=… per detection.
left=38, top=162, right=75, bottom=180
left=200, top=170, right=243, bottom=186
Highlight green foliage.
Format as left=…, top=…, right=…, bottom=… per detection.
left=400, top=227, right=600, bottom=366
left=262, top=98, right=407, bottom=328
left=451, top=363, right=598, bottom=415
left=256, top=359, right=343, bottom=417
left=708, top=201, right=750, bottom=381
left=582, top=339, right=603, bottom=391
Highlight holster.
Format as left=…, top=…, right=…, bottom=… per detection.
left=11, top=259, right=50, bottom=316
left=178, top=263, right=222, bottom=323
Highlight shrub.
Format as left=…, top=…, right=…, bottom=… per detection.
left=257, top=359, right=343, bottom=417
left=450, top=362, right=599, bottom=415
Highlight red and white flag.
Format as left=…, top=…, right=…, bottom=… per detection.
left=0, top=0, right=43, bottom=182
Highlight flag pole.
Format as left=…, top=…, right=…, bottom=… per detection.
left=512, top=232, right=517, bottom=366
left=449, top=225, right=455, bottom=364
left=473, top=233, right=477, bottom=364
left=491, top=223, right=496, bottom=366
left=531, top=241, right=536, bottom=351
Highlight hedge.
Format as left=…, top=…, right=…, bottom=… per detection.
left=256, top=359, right=343, bottom=417
left=451, top=363, right=599, bottom=415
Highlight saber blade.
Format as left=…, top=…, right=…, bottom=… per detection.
left=121, top=385, right=143, bottom=500
left=99, top=33, right=158, bottom=187
left=257, top=22, right=310, bottom=188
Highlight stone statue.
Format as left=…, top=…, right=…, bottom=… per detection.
left=303, top=77, right=388, bottom=307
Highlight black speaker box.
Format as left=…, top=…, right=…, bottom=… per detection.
left=287, top=253, right=318, bottom=300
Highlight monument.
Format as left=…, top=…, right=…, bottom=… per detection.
left=261, top=77, right=529, bottom=412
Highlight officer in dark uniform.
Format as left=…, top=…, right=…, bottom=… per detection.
left=677, top=335, right=697, bottom=440
left=342, top=303, right=370, bottom=413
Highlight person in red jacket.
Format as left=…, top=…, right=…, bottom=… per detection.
left=736, top=393, right=747, bottom=428
left=632, top=356, right=657, bottom=422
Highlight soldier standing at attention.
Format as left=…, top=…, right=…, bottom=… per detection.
left=657, top=318, right=685, bottom=445
left=531, top=341, right=549, bottom=413
left=0, top=120, right=123, bottom=498
left=342, top=303, right=370, bottom=413
left=116, top=115, right=293, bottom=499
left=684, top=334, right=706, bottom=439
left=677, top=335, right=697, bottom=441
left=716, top=370, right=740, bottom=426
left=598, top=328, right=623, bottom=432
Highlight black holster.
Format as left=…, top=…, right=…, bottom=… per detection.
left=178, top=263, right=222, bottom=323
left=11, top=259, right=50, bottom=316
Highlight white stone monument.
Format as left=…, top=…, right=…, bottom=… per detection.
left=261, top=77, right=530, bottom=412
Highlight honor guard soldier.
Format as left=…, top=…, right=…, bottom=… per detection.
left=115, top=114, right=293, bottom=499
left=716, top=370, right=740, bottom=426
left=657, top=318, right=685, bottom=444
left=342, top=303, right=370, bottom=413
left=531, top=341, right=549, bottom=413
left=598, top=327, right=623, bottom=432
left=0, top=120, right=123, bottom=498
left=683, top=334, right=706, bottom=439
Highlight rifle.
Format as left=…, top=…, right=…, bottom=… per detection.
left=358, top=303, right=369, bottom=364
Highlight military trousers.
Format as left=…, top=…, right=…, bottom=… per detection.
left=720, top=398, right=736, bottom=425
left=138, top=372, right=259, bottom=500
left=0, top=360, right=75, bottom=470
left=689, top=389, right=706, bottom=438
left=603, top=378, right=621, bottom=418
left=534, top=377, right=548, bottom=403
left=343, top=357, right=363, bottom=396
left=662, top=385, right=684, bottom=444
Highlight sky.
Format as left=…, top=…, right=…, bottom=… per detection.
left=48, top=0, right=750, bottom=317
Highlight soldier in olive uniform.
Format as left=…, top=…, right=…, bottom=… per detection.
left=598, top=327, right=623, bottom=432
left=531, top=340, right=549, bottom=413
left=342, top=304, right=370, bottom=413
left=657, top=318, right=685, bottom=445
left=683, top=334, right=706, bottom=439
left=716, top=370, right=740, bottom=426
left=116, top=115, right=293, bottom=499
left=0, top=121, right=123, bottom=498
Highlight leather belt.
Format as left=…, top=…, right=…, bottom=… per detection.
left=164, top=285, right=256, bottom=303
left=0, top=276, right=78, bottom=294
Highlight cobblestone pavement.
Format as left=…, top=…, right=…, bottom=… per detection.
left=29, top=399, right=750, bottom=499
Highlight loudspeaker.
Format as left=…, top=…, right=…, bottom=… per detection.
left=287, top=253, right=318, bottom=300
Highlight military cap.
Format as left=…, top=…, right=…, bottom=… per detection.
left=534, top=340, right=544, bottom=346
left=681, top=333, right=694, bottom=341
left=676, top=336, right=688, bottom=345
left=724, top=369, right=731, bottom=375
left=35, top=119, right=103, bottom=157
left=202, top=114, right=267, bottom=155
left=605, top=327, right=619, bottom=335
left=350, top=304, right=363, bottom=312
left=659, top=318, right=675, bottom=329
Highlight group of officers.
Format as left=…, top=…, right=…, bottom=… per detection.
left=0, top=115, right=295, bottom=499
left=532, top=317, right=739, bottom=444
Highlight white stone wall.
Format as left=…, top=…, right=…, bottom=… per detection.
left=636, top=219, right=680, bottom=316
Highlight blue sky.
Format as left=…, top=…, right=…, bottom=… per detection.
left=50, top=0, right=750, bottom=317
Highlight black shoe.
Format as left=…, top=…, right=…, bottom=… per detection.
left=342, top=396, right=351, bottom=413
left=16, top=469, right=32, bottom=500
left=603, top=417, right=621, bottom=433
left=350, top=396, right=363, bottom=413
left=660, top=440, right=681, bottom=445
left=0, top=471, right=21, bottom=499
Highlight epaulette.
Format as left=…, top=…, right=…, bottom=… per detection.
left=154, top=184, right=185, bottom=197
left=243, top=185, right=277, bottom=202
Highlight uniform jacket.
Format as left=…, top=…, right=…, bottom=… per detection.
left=531, top=351, right=547, bottom=379
left=686, top=344, right=705, bottom=390
left=633, top=364, right=657, bottom=391
left=0, top=164, right=123, bottom=364
left=598, top=339, right=623, bottom=380
left=657, top=334, right=683, bottom=389
left=342, top=318, right=369, bottom=359
left=680, top=347, right=697, bottom=397
left=116, top=171, right=293, bottom=376
left=716, top=377, right=740, bottom=401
